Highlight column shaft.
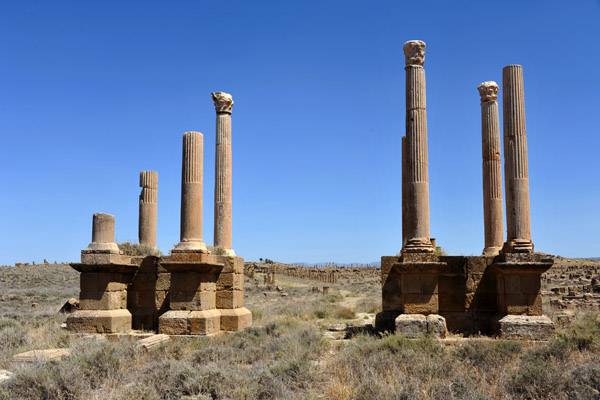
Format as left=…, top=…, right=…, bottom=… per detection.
left=139, top=171, right=157, bottom=248
left=479, top=82, right=504, bottom=255
left=502, top=65, right=534, bottom=253
left=88, top=213, right=119, bottom=253
left=175, top=131, right=207, bottom=252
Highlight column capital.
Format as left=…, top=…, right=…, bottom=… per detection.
left=211, top=92, right=234, bottom=114
left=403, top=40, right=426, bottom=67
left=478, top=81, right=499, bottom=103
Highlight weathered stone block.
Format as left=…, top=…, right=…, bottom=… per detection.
left=79, top=291, right=125, bottom=310
left=395, top=314, right=427, bottom=338
left=495, top=315, right=555, bottom=340
left=131, top=308, right=157, bottom=330
left=426, top=314, right=447, bottom=338
left=170, top=291, right=215, bottom=310
left=403, top=293, right=438, bottom=314
left=189, top=310, right=221, bottom=335
left=158, top=310, right=190, bottom=335
left=129, top=290, right=156, bottom=308
left=527, top=294, right=542, bottom=315
left=66, top=309, right=131, bottom=333
left=155, top=273, right=171, bottom=291
left=402, top=274, right=422, bottom=294
left=382, top=292, right=403, bottom=311
left=505, top=275, right=522, bottom=295
left=220, top=308, right=252, bottom=331
left=505, top=294, right=528, bottom=314
left=521, top=275, right=541, bottom=295
left=422, top=274, right=438, bottom=294
left=216, top=290, right=243, bottom=309
left=80, top=273, right=98, bottom=292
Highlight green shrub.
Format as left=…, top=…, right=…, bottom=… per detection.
left=118, top=241, right=162, bottom=257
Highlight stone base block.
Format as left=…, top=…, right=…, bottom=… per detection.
left=220, top=308, right=252, bottom=331
left=66, top=309, right=132, bottom=333
left=494, top=315, right=555, bottom=340
left=158, top=310, right=221, bottom=335
left=394, top=314, right=448, bottom=338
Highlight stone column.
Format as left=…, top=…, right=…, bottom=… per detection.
left=212, top=92, right=235, bottom=256
left=174, top=131, right=207, bottom=252
left=502, top=65, right=534, bottom=253
left=402, top=136, right=408, bottom=247
left=478, top=82, right=504, bottom=256
left=139, top=171, right=158, bottom=248
left=87, top=213, right=119, bottom=253
left=402, top=40, right=434, bottom=253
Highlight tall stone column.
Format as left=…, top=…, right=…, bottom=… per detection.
left=211, top=92, right=235, bottom=256
left=402, top=40, right=434, bottom=253
left=139, top=171, right=157, bottom=248
left=478, top=82, right=504, bottom=256
left=174, top=131, right=207, bottom=252
left=87, top=213, right=119, bottom=253
left=502, top=65, right=534, bottom=253
left=402, top=136, right=407, bottom=247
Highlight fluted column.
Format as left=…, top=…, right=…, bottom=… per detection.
left=174, top=131, right=207, bottom=252
left=138, top=171, right=158, bottom=248
left=502, top=65, right=534, bottom=253
left=402, top=40, right=434, bottom=253
left=212, top=92, right=235, bottom=256
left=478, top=82, right=504, bottom=256
left=87, top=213, right=119, bottom=253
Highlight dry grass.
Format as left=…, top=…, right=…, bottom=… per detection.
left=1, top=263, right=600, bottom=399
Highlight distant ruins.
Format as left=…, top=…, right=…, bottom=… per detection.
left=375, top=40, right=555, bottom=339
left=66, top=92, right=252, bottom=335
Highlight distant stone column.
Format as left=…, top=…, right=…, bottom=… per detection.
left=212, top=92, right=235, bottom=256
left=402, top=40, right=434, bottom=253
left=87, top=213, right=119, bottom=253
left=478, top=82, right=504, bottom=256
left=402, top=136, right=408, bottom=247
left=139, top=171, right=158, bottom=248
left=502, top=65, right=534, bottom=253
left=175, top=131, right=207, bottom=252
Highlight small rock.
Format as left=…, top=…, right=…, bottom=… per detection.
left=59, top=298, right=79, bottom=314
left=276, top=285, right=283, bottom=292
left=31, top=302, right=39, bottom=308
left=280, top=292, right=288, bottom=297
left=0, top=370, right=13, bottom=383
left=263, top=292, right=269, bottom=297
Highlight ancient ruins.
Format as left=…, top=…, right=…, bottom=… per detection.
left=375, top=40, right=555, bottom=339
left=66, top=92, right=252, bottom=335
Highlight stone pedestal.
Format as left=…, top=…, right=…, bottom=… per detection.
left=478, top=82, right=504, bottom=256
left=139, top=171, right=158, bottom=248
left=212, top=92, right=235, bottom=256
left=158, top=253, right=251, bottom=335
left=376, top=253, right=446, bottom=334
left=491, top=253, right=555, bottom=339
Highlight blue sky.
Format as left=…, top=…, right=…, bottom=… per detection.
left=1, top=1, right=599, bottom=265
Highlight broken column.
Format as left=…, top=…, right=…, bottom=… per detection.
left=212, top=92, right=235, bottom=256
left=174, top=131, right=207, bottom=253
left=139, top=171, right=158, bottom=248
left=478, top=82, right=504, bottom=256
left=67, top=213, right=137, bottom=333
left=502, top=65, right=534, bottom=254
left=403, top=40, right=434, bottom=254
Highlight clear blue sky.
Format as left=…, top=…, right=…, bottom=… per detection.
left=1, top=1, right=599, bottom=265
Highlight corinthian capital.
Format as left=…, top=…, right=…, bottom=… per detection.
left=211, top=92, right=234, bottom=114
left=478, top=81, right=499, bottom=102
left=403, top=40, right=426, bottom=66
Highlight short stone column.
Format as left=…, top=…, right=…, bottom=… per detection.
left=212, top=92, right=235, bottom=256
left=502, top=65, right=534, bottom=253
left=402, top=40, right=434, bottom=254
left=139, top=171, right=158, bottom=248
left=478, top=82, right=504, bottom=256
left=174, top=131, right=207, bottom=253
left=87, top=213, right=119, bottom=253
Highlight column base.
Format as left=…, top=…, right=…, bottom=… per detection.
left=216, top=248, right=236, bottom=257
left=173, top=240, right=208, bottom=253
left=502, top=239, right=534, bottom=254
left=66, top=309, right=132, bottom=333
left=402, top=238, right=436, bottom=254
left=483, top=247, right=502, bottom=257
left=158, top=310, right=221, bottom=335
left=493, top=315, right=555, bottom=340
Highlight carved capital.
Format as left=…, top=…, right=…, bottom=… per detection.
left=211, top=92, right=234, bottom=114
left=403, top=40, right=426, bottom=66
left=478, top=81, right=499, bottom=102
